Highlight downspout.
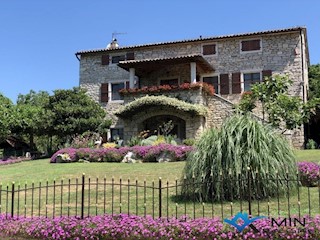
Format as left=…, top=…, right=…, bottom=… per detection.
left=300, top=28, right=305, bottom=103
left=300, top=28, right=308, bottom=148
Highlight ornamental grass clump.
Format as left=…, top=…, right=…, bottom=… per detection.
left=298, top=161, right=320, bottom=187
left=182, top=114, right=297, bottom=201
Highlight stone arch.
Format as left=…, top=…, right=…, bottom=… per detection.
left=122, top=107, right=205, bottom=142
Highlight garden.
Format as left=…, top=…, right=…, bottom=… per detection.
left=1, top=73, right=320, bottom=239
left=0, top=114, right=320, bottom=239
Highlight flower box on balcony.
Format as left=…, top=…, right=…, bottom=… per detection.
left=119, top=82, right=215, bottom=96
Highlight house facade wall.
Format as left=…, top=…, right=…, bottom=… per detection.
left=78, top=29, right=308, bottom=148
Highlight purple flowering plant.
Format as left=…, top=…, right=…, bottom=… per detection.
left=50, top=144, right=194, bottom=163
left=297, top=161, right=320, bottom=187
left=0, top=214, right=320, bottom=239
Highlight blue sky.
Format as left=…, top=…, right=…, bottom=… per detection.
left=1, top=0, right=319, bottom=102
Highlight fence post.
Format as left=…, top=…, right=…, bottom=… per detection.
left=11, top=182, right=15, bottom=218
left=159, top=177, right=162, bottom=218
left=247, top=167, right=252, bottom=215
left=81, top=173, right=85, bottom=219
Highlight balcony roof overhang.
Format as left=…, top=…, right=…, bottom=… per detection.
left=118, top=54, right=214, bottom=76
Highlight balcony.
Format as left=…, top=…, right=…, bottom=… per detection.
left=119, top=82, right=214, bottom=105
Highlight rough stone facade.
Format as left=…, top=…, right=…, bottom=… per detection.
left=77, top=27, right=309, bottom=148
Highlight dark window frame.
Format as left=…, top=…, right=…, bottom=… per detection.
left=202, top=75, right=219, bottom=94
left=243, top=72, right=261, bottom=91
left=110, top=128, right=124, bottom=141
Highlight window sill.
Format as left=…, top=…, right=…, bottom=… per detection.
left=110, top=100, right=124, bottom=103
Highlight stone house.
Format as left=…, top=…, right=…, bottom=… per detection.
left=76, top=27, right=309, bottom=148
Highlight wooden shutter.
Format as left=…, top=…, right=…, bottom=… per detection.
left=220, top=74, right=229, bottom=95
left=126, top=52, right=134, bottom=60
left=241, top=40, right=260, bottom=51
left=101, top=55, right=109, bottom=65
left=232, top=72, right=241, bottom=94
left=101, top=83, right=109, bottom=102
left=262, top=70, right=272, bottom=81
left=202, top=44, right=216, bottom=55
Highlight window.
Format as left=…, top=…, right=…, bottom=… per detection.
left=160, top=78, right=179, bottom=86
left=111, top=55, right=125, bottom=64
left=101, top=81, right=129, bottom=102
left=111, top=82, right=125, bottom=101
left=203, top=76, right=219, bottom=94
left=111, top=128, right=124, bottom=141
left=101, top=52, right=134, bottom=65
left=202, top=44, right=216, bottom=55
left=243, top=72, right=261, bottom=91
left=241, top=39, right=261, bottom=52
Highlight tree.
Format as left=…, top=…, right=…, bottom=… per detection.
left=46, top=87, right=106, bottom=142
left=0, top=93, right=13, bottom=141
left=181, top=114, right=296, bottom=201
left=238, top=74, right=320, bottom=130
left=309, top=64, right=320, bottom=99
left=11, top=90, right=50, bottom=150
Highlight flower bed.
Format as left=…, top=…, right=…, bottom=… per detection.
left=119, top=82, right=215, bottom=96
left=297, top=161, right=320, bottom=187
left=0, top=157, right=31, bottom=166
left=50, top=144, right=194, bottom=163
left=0, top=214, right=319, bottom=239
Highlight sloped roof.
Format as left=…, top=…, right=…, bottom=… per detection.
left=118, top=54, right=214, bottom=75
left=0, top=136, right=29, bottom=149
left=76, top=26, right=306, bottom=56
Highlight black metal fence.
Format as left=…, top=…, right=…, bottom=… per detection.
left=0, top=174, right=319, bottom=220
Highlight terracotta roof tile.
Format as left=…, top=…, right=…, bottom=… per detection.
left=76, top=26, right=306, bottom=56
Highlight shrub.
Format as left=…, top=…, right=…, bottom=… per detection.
left=102, top=142, right=117, bottom=148
left=69, top=132, right=98, bottom=148
left=298, top=161, right=320, bottom=187
left=50, top=148, right=78, bottom=163
left=306, top=139, right=318, bottom=149
left=115, top=95, right=208, bottom=118
left=182, top=114, right=297, bottom=201
left=183, top=138, right=197, bottom=146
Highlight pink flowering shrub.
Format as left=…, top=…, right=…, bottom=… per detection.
left=0, top=157, right=32, bottom=166
left=298, top=161, right=320, bottom=187
left=50, top=144, right=194, bottom=163
left=0, top=214, right=319, bottom=239
left=50, top=148, right=78, bottom=163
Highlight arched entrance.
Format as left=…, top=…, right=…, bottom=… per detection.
left=140, top=115, right=186, bottom=140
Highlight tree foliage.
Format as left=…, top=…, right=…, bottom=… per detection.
left=46, top=87, right=106, bottom=140
left=238, top=74, right=320, bottom=130
left=0, top=93, right=13, bottom=141
left=181, top=114, right=296, bottom=201
left=11, top=90, right=50, bottom=150
left=309, top=64, right=320, bottom=99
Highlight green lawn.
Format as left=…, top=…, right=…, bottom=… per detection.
left=1, top=149, right=319, bottom=185
left=0, top=149, right=319, bottom=219
left=294, top=149, right=320, bottom=163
